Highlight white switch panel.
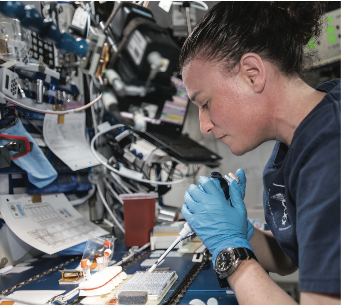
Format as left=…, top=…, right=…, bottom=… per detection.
left=0, top=68, right=18, bottom=99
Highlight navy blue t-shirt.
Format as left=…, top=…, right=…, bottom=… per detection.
left=263, top=79, right=341, bottom=294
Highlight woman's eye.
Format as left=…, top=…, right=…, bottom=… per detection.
left=202, top=101, right=209, bottom=109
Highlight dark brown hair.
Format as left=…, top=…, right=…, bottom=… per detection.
left=179, top=2, right=327, bottom=76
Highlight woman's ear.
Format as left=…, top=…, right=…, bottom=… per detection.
left=239, top=53, right=266, bottom=93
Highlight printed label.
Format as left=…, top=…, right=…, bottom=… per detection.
left=127, top=30, right=147, bottom=66
left=71, top=7, right=88, bottom=30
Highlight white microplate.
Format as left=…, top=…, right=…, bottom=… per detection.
left=116, top=271, right=176, bottom=300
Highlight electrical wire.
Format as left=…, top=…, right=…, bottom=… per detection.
left=68, top=184, right=96, bottom=207
left=103, top=2, right=119, bottom=31
left=114, top=242, right=151, bottom=267
left=97, top=183, right=125, bottom=234
left=109, top=172, right=133, bottom=194
left=86, top=3, right=91, bottom=38
left=161, top=165, right=183, bottom=178
left=110, top=173, right=139, bottom=193
left=106, top=175, right=126, bottom=194
left=89, top=76, right=100, bottom=134
left=105, top=190, right=123, bottom=225
left=2, top=93, right=102, bottom=115
left=90, top=125, right=186, bottom=185
left=104, top=178, right=124, bottom=205
left=92, top=75, right=103, bottom=90
left=161, top=162, right=202, bottom=179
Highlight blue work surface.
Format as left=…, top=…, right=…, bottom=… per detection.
left=121, top=248, right=237, bottom=305
left=177, top=291, right=238, bottom=305
left=113, top=239, right=131, bottom=253
left=0, top=240, right=132, bottom=294
left=0, top=255, right=77, bottom=293
left=174, top=260, right=238, bottom=305
left=0, top=239, right=238, bottom=305
left=155, top=256, right=238, bottom=305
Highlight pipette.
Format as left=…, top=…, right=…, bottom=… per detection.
left=148, top=222, right=194, bottom=273
left=148, top=172, right=239, bottom=273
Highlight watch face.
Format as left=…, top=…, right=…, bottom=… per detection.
left=216, top=250, right=232, bottom=272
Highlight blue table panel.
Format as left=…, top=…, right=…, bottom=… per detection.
left=113, top=239, right=131, bottom=253
left=1, top=239, right=239, bottom=305
left=188, top=261, right=227, bottom=291
left=0, top=255, right=77, bottom=293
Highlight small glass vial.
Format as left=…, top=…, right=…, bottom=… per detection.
left=80, top=259, right=91, bottom=281
left=96, top=256, right=104, bottom=272
left=103, top=249, right=112, bottom=268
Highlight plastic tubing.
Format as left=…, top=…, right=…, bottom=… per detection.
left=2, top=93, right=102, bottom=115
left=90, top=124, right=186, bottom=186
left=97, top=183, right=125, bottom=234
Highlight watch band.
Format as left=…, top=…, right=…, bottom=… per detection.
left=216, top=272, right=230, bottom=288
left=234, top=247, right=258, bottom=262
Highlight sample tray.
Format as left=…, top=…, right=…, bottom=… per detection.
left=116, top=271, right=177, bottom=301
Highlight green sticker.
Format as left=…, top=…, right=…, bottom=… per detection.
left=307, top=40, right=316, bottom=50
left=326, top=25, right=335, bottom=34
left=328, top=35, right=337, bottom=44
left=327, top=16, right=333, bottom=23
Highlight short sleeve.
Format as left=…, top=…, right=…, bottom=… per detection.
left=295, top=133, right=341, bottom=294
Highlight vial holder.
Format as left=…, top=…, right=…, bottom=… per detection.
left=81, top=236, right=116, bottom=271
left=116, top=271, right=177, bottom=300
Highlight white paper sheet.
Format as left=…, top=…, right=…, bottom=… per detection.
left=0, top=193, right=109, bottom=254
left=43, top=112, right=100, bottom=171
left=1, top=290, right=65, bottom=305
left=4, top=266, right=33, bottom=274
left=15, top=262, right=31, bottom=267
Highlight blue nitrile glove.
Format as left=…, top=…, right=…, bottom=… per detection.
left=0, top=120, right=57, bottom=188
left=234, top=169, right=255, bottom=241
left=182, top=175, right=253, bottom=266
left=210, top=169, right=254, bottom=241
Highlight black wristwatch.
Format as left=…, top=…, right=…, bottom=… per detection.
left=215, top=247, right=257, bottom=288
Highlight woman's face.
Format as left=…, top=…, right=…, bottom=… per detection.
left=182, top=58, right=272, bottom=156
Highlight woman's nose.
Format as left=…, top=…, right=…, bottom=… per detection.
left=199, top=111, right=214, bottom=134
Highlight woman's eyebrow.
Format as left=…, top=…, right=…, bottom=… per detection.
left=190, top=90, right=202, bottom=102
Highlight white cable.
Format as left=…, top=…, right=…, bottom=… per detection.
left=90, top=125, right=186, bottom=185
left=97, top=183, right=125, bottom=234
left=114, top=242, right=151, bottom=266
left=68, top=184, right=96, bottom=206
left=172, top=1, right=208, bottom=10
left=191, top=1, right=208, bottom=11
left=3, top=93, right=102, bottom=115
left=62, top=288, right=80, bottom=302
left=86, top=4, right=91, bottom=38
left=110, top=172, right=133, bottom=194
left=109, top=173, right=139, bottom=193
left=104, top=178, right=124, bottom=205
